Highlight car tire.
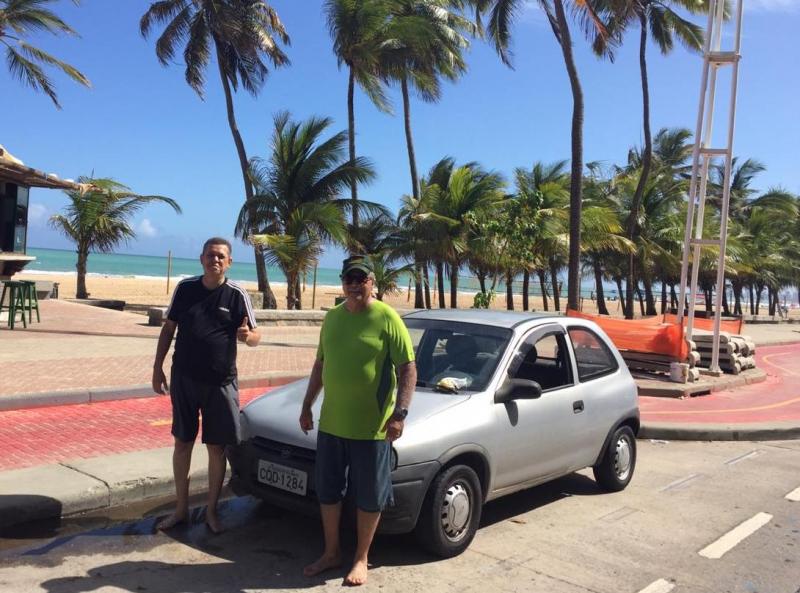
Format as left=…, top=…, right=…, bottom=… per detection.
left=415, top=464, right=482, bottom=558
left=593, top=425, right=636, bottom=492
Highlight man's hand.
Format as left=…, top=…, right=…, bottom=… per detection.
left=152, top=367, right=169, bottom=395
left=299, top=406, right=314, bottom=434
left=383, top=417, right=404, bottom=442
left=237, top=317, right=250, bottom=343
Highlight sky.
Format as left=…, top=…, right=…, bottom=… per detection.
left=2, top=0, right=798, bottom=269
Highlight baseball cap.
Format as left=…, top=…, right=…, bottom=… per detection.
left=341, top=255, right=374, bottom=277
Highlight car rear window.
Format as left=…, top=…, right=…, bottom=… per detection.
left=567, top=327, right=619, bottom=381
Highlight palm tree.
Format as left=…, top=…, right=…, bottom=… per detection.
left=381, top=0, right=475, bottom=202
left=140, top=0, right=290, bottom=308
left=593, top=0, right=706, bottom=319
left=0, top=0, right=90, bottom=108
left=50, top=178, right=181, bottom=299
left=419, top=164, right=505, bottom=307
left=473, top=0, right=608, bottom=311
left=369, top=251, right=414, bottom=300
left=239, top=112, right=378, bottom=309
left=325, top=0, right=391, bottom=237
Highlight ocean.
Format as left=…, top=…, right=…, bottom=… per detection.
left=24, top=247, right=609, bottom=298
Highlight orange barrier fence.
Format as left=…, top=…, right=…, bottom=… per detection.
left=566, top=309, right=688, bottom=361
left=662, top=313, right=743, bottom=335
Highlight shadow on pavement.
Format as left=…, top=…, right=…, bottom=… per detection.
left=21, top=473, right=605, bottom=593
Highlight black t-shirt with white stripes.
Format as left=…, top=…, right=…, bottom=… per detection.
left=167, top=276, right=256, bottom=384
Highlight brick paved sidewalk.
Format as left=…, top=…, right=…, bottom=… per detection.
left=0, top=300, right=318, bottom=397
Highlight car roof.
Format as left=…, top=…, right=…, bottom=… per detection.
left=402, top=308, right=561, bottom=329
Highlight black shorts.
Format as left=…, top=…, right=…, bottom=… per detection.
left=169, top=369, right=241, bottom=445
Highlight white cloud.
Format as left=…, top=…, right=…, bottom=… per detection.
left=138, top=218, right=158, bottom=238
left=746, top=0, right=797, bottom=12
left=28, top=203, right=49, bottom=226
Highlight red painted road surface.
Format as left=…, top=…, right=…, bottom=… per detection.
left=0, top=343, right=798, bottom=472
left=639, top=343, right=800, bottom=424
left=0, top=388, right=270, bottom=471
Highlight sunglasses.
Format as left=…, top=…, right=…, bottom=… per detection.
left=342, top=273, right=370, bottom=285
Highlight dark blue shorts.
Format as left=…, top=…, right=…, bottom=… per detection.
left=169, top=369, right=240, bottom=445
left=315, top=431, right=394, bottom=512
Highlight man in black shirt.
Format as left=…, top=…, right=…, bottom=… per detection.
left=152, top=237, right=261, bottom=533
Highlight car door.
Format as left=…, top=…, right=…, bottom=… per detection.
left=490, top=324, right=590, bottom=492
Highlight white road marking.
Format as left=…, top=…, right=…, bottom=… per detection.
left=659, top=473, right=703, bottom=492
left=698, top=512, right=773, bottom=559
left=636, top=578, right=675, bottom=593
left=786, top=486, right=800, bottom=502
left=724, top=449, right=764, bottom=466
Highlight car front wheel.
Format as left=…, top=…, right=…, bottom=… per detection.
left=415, top=464, right=482, bottom=558
left=593, top=425, right=636, bottom=492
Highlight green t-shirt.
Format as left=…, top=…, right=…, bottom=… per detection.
left=317, top=300, right=415, bottom=440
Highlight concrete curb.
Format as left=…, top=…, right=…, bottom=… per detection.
left=639, top=421, right=800, bottom=441
left=0, top=447, right=211, bottom=530
left=0, top=372, right=305, bottom=411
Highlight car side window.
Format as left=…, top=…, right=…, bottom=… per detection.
left=567, top=327, right=619, bottom=381
left=508, top=332, right=572, bottom=391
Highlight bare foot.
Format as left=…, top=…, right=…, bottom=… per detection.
left=343, top=559, right=369, bottom=586
left=205, top=514, right=223, bottom=535
left=156, top=512, right=187, bottom=530
left=303, top=552, right=342, bottom=577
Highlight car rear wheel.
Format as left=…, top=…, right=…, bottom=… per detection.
left=593, top=425, right=636, bottom=492
left=415, top=464, right=482, bottom=558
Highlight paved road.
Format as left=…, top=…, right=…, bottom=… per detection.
left=2, top=439, right=798, bottom=593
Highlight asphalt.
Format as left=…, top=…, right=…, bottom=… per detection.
left=1, top=298, right=799, bottom=531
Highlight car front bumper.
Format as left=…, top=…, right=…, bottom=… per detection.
left=229, top=438, right=440, bottom=534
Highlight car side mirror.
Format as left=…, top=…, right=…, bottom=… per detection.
left=494, top=378, right=543, bottom=404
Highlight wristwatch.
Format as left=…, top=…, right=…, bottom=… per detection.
left=392, top=406, right=408, bottom=421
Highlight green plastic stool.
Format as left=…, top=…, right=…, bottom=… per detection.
left=18, top=280, right=40, bottom=323
left=0, top=281, right=28, bottom=329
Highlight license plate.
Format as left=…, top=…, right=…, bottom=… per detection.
left=257, top=460, right=308, bottom=496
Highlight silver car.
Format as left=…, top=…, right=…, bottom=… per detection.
left=229, top=310, right=639, bottom=557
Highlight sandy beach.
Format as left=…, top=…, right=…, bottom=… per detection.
left=16, top=271, right=625, bottom=314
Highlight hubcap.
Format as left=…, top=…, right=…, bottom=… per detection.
left=440, top=481, right=472, bottom=541
left=614, top=435, right=632, bottom=481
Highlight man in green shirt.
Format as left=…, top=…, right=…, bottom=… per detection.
left=300, top=255, right=416, bottom=586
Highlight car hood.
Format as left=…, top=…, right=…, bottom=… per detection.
left=241, top=378, right=470, bottom=449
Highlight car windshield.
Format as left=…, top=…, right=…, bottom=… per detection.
left=405, top=318, right=512, bottom=392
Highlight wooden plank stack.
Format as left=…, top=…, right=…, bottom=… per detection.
left=691, top=329, right=756, bottom=375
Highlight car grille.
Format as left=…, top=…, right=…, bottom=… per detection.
left=252, top=436, right=316, bottom=461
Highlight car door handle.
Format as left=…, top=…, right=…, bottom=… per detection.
left=573, top=400, right=584, bottom=413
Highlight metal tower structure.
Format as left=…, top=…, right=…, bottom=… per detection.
left=676, top=0, right=745, bottom=374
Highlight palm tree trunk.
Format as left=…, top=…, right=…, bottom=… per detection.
left=400, top=76, right=421, bottom=202
left=477, top=271, right=487, bottom=294
left=538, top=269, right=550, bottom=311
left=732, top=281, right=742, bottom=316
left=348, top=66, right=359, bottom=236
left=506, top=270, right=514, bottom=310
left=76, top=246, right=88, bottom=299
left=522, top=269, right=530, bottom=311
left=637, top=286, right=645, bottom=317
left=660, top=280, right=667, bottom=315
left=616, top=277, right=626, bottom=314
left=626, top=14, right=654, bottom=320
left=449, top=261, right=459, bottom=309
left=594, top=263, right=609, bottom=315
left=549, top=258, right=561, bottom=312
left=643, top=277, right=656, bottom=316
left=414, top=261, right=424, bottom=308
left=749, top=284, right=755, bottom=314
left=423, top=263, right=432, bottom=308
left=670, top=283, right=678, bottom=312
left=436, top=261, right=446, bottom=308
left=722, top=281, right=730, bottom=316
left=553, top=0, right=583, bottom=312
left=216, top=48, right=276, bottom=308
left=295, top=276, right=302, bottom=310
